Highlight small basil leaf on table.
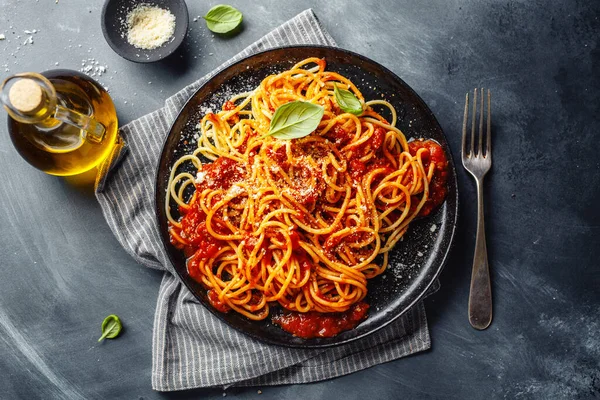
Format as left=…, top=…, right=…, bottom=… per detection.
left=267, top=101, right=325, bottom=140
left=98, top=314, right=122, bottom=342
left=334, top=83, right=363, bottom=115
left=203, top=5, right=243, bottom=34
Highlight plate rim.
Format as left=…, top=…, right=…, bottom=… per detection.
left=153, top=44, right=459, bottom=348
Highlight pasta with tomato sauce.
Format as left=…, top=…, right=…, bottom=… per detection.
left=166, top=57, right=449, bottom=338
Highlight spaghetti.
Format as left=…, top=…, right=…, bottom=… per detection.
left=166, top=58, right=448, bottom=337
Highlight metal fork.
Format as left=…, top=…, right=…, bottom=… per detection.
left=462, top=88, right=492, bottom=330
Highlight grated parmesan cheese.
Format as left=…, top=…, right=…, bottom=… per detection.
left=125, top=4, right=176, bottom=50
left=196, top=170, right=206, bottom=184
left=228, top=184, right=244, bottom=196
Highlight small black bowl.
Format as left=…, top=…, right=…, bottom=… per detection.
left=101, top=0, right=188, bottom=63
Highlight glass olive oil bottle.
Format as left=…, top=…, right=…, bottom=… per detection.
left=1, top=70, right=118, bottom=176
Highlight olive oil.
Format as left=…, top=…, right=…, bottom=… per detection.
left=2, top=70, right=118, bottom=176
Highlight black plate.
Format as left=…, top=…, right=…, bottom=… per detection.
left=155, top=45, right=458, bottom=348
left=101, top=0, right=188, bottom=63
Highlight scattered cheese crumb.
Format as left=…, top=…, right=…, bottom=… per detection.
left=79, top=58, right=109, bottom=77
left=125, top=4, right=176, bottom=50
left=0, top=34, right=5, bottom=40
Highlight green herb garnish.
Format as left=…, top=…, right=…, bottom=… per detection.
left=98, top=314, right=122, bottom=342
left=203, top=5, right=243, bottom=34
left=266, top=101, right=325, bottom=140
left=334, top=83, right=363, bottom=115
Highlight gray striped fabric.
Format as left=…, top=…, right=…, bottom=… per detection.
left=95, top=9, right=434, bottom=391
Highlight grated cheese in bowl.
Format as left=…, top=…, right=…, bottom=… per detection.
left=125, top=4, right=176, bottom=50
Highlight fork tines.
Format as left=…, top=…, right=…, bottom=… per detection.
left=462, top=88, right=491, bottom=159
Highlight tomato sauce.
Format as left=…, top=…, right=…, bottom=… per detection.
left=223, top=101, right=236, bottom=111
left=369, top=126, right=385, bottom=150
left=266, top=145, right=287, bottom=164
left=407, top=139, right=449, bottom=217
left=288, top=229, right=301, bottom=250
left=272, top=302, right=369, bottom=339
left=186, top=253, right=203, bottom=282
left=294, top=250, right=312, bottom=274
left=207, top=289, right=231, bottom=313
left=325, top=124, right=354, bottom=146
left=198, top=156, right=246, bottom=191
left=178, top=208, right=223, bottom=257
left=349, top=159, right=366, bottom=181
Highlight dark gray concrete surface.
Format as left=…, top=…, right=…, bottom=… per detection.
left=1, top=1, right=599, bottom=399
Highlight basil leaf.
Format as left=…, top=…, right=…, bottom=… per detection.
left=98, top=314, right=122, bottom=342
left=267, top=101, right=324, bottom=140
left=334, top=83, right=363, bottom=115
left=203, top=5, right=243, bottom=34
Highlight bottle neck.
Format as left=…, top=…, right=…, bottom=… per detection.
left=1, top=73, right=58, bottom=124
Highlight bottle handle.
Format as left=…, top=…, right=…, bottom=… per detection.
left=54, top=104, right=105, bottom=143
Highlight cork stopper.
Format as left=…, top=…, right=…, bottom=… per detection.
left=8, top=78, right=43, bottom=113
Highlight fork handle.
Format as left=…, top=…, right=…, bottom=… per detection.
left=468, top=179, right=492, bottom=330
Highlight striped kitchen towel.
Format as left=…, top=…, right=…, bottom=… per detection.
left=95, top=9, right=435, bottom=391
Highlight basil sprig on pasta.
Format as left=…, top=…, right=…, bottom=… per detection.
left=334, top=83, right=363, bottom=115
left=203, top=5, right=243, bottom=34
left=267, top=101, right=325, bottom=140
